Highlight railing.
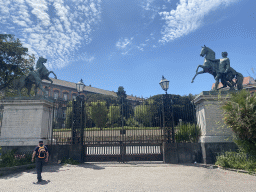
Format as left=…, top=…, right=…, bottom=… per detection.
left=51, top=98, right=198, bottom=145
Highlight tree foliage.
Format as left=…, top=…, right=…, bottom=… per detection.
left=83, top=93, right=118, bottom=106
left=175, top=123, right=201, bottom=143
left=89, top=101, right=108, bottom=129
left=117, top=86, right=127, bottom=104
left=222, top=90, right=256, bottom=155
left=149, top=94, right=196, bottom=126
left=107, top=104, right=120, bottom=127
left=0, top=34, right=35, bottom=91
left=134, top=99, right=158, bottom=127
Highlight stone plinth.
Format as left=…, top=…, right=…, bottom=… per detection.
left=0, top=98, right=54, bottom=146
left=194, top=91, right=235, bottom=143
left=194, top=91, right=237, bottom=164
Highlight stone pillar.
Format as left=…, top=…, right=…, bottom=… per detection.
left=194, top=91, right=237, bottom=164
left=0, top=98, right=54, bottom=147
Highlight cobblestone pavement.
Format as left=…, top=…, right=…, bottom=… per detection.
left=0, top=162, right=256, bottom=192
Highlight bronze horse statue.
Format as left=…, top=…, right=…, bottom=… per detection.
left=35, top=57, right=57, bottom=83
left=13, top=57, right=57, bottom=97
left=191, top=45, right=243, bottom=90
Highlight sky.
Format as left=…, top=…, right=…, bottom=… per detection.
left=1, top=0, right=256, bottom=99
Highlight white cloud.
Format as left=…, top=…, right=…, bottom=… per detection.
left=141, top=0, right=160, bottom=20
left=0, top=0, right=102, bottom=69
left=116, top=37, right=133, bottom=49
left=26, top=0, right=51, bottom=27
left=159, top=0, right=239, bottom=43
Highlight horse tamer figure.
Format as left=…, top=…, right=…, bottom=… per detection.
left=191, top=45, right=243, bottom=91
left=13, top=57, right=57, bottom=97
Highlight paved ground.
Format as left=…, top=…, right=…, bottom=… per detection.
left=0, top=161, right=256, bottom=192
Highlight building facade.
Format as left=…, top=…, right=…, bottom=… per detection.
left=40, top=78, right=143, bottom=103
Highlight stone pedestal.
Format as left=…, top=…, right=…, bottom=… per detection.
left=194, top=91, right=238, bottom=164
left=0, top=98, right=54, bottom=147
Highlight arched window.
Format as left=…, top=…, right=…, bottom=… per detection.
left=63, top=93, right=68, bottom=101
left=54, top=91, right=59, bottom=100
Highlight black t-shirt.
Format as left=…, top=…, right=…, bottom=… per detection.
left=34, top=145, right=48, bottom=158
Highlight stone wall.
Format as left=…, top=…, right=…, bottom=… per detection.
left=0, top=98, right=53, bottom=146
left=194, top=91, right=238, bottom=164
left=163, top=143, right=202, bottom=164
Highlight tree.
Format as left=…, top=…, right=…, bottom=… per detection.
left=83, top=93, right=118, bottom=106
left=222, top=90, right=256, bottom=155
left=89, top=101, right=108, bottom=130
left=134, top=99, right=158, bottom=127
left=149, top=94, right=196, bottom=126
left=117, top=86, right=127, bottom=104
left=0, top=34, right=35, bottom=92
left=107, top=104, right=120, bottom=127
left=116, top=86, right=133, bottom=126
left=64, top=101, right=73, bottom=129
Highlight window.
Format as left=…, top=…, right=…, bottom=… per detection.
left=63, top=110, right=66, bottom=118
left=72, top=95, right=76, bottom=100
left=45, top=90, right=49, bottom=98
left=54, top=92, right=59, bottom=99
left=53, top=110, right=57, bottom=119
left=63, top=93, right=68, bottom=101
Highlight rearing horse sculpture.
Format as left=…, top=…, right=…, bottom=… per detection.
left=191, top=45, right=243, bottom=90
left=13, top=57, right=57, bottom=96
left=36, top=57, right=57, bottom=83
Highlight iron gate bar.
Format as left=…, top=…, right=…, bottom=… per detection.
left=51, top=97, right=197, bottom=162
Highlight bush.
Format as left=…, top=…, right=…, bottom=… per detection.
left=175, top=123, right=201, bottom=143
left=222, top=90, right=256, bottom=155
left=126, top=118, right=140, bottom=127
left=61, top=157, right=79, bottom=165
left=215, top=150, right=256, bottom=172
left=0, top=149, right=33, bottom=168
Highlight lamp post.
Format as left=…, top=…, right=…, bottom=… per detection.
left=159, top=76, right=169, bottom=94
left=76, top=79, right=85, bottom=95
left=74, top=79, right=85, bottom=163
left=159, top=76, right=175, bottom=143
left=159, top=76, right=170, bottom=143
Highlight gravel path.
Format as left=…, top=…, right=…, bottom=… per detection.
left=0, top=162, right=256, bottom=192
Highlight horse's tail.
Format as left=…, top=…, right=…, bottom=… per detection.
left=236, top=72, right=244, bottom=90
left=49, top=71, right=57, bottom=79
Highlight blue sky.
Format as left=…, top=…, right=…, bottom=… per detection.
left=1, top=0, right=256, bottom=98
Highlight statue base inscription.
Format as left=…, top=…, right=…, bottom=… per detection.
left=194, top=91, right=238, bottom=164
left=0, top=98, right=54, bottom=146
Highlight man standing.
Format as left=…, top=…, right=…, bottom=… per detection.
left=32, top=141, right=49, bottom=183
left=213, top=52, right=231, bottom=90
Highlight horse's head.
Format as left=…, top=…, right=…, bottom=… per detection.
left=38, top=56, right=47, bottom=64
left=200, top=45, right=208, bottom=57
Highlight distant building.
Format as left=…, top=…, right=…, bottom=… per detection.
left=39, top=78, right=143, bottom=103
left=211, top=76, right=256, bottom=93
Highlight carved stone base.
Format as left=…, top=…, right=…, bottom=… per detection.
left=194, top=91, right=237, bottom=164
left=0, top=98, right=54, bottom=146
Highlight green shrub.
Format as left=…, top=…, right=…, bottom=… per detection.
left=215, top=150, right=256, bottom=172
left=126, top=118, right=140, bottom=127
left=0, top=149, right=33, bottom=168
left=175, top=123, right=201, bottom=143
left=222, top=90, right=256, bottom=155
left=61, top=157, right=79, bottom=165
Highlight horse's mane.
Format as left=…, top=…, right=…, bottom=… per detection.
left=205, top=46, right=216, bottom=60
left=36, top=57, right=46, bottom=68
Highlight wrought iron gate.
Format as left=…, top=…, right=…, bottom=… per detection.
left=51, top=95, right=197, bottom=162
